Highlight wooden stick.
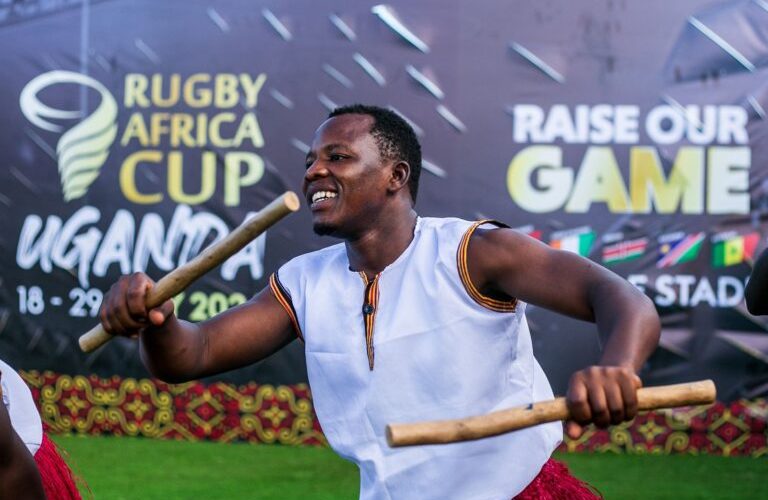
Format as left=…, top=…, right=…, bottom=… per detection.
left=386, top=379, right=716, bottom=447
left=78, top=192, right=301, bottom=353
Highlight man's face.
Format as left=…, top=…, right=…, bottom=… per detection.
left=302, top=114, right=390, bottom=237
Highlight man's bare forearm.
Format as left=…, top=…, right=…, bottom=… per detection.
left=590, top=278, right=660, bottom=371
left=139, top=316, right=207, bottom=383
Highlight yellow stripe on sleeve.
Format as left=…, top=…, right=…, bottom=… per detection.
left=269, top=273, right=304, bottom=341
left=457, top=220, right=518, bottom=313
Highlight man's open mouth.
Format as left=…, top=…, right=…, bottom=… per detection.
left=310, top=190, right=338, bottom=208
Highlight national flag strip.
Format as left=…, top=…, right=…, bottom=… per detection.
left=550, top=229, right=595, bottom=257
left=712, top=232, right=759, bottom=267
left=602, top=238, right=648, bottom=265
left=656, top=232, right=705, bottom=268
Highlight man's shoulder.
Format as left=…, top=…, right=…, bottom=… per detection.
left=278, top=242, right=347, bottom=274
left=417, top=216, right=485, bottom=243
left=418, top=216, right=474, bottom=232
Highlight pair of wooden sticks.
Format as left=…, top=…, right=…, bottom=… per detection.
left=78, top=192, right=717, bottom=448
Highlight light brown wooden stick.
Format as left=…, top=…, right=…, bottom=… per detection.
left=386, top=379, right=716, bottom=447
left=78, top=192, right=301, bottom=353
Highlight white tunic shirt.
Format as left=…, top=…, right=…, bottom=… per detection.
left=271, top=217, right=562, bottom=499
left=0, top=359, right=43, bottom=455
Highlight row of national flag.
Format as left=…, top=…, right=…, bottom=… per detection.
left=519, top=226, right=761, bottom=269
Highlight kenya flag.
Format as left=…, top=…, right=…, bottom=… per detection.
left=602, top=238, right=648, bottom=265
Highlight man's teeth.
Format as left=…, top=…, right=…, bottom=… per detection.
left=312, top=191, right=338, bottom=204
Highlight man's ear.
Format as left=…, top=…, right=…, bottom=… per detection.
left=388, top=160, right=411, bottom=194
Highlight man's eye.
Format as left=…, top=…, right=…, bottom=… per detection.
left=329, top=154, right=344, bottom=161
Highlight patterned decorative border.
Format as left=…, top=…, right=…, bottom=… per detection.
left=563, top=399, right=768, bottom=457
left=19, top=371, right=767, bottom=455
left=20, top=371, right=325, bottom=445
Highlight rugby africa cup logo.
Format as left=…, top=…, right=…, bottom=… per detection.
left=20, top=71, right=117, bottom=201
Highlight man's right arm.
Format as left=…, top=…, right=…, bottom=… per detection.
left=100, top=273, right=296, bottom=383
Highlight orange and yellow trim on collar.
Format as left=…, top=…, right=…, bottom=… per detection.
left=269, top=272, right=304, bottom=341
left=359, top=272, right=380, bottom=371
left=457, top=220, right=518, bottom=313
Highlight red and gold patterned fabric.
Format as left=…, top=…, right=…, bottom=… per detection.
left=20, top=371, right=325, bottom=445
left=19, top=371, right=767, bottom=456
left=563, top=399, right=768, bottom=456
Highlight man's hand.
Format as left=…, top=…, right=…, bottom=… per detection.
left=565, top=365, right=642, bottom=439
left=100, top=272, right=175, bottom=337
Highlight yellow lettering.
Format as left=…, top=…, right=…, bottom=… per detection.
left=149, top=113, right=171, bottom=145
left=124, top=74, right=149, bottom=108
left=630, top=146, right=704, bottom=214
left=183, top=73, right=212, bottom=108
left=151, top=74, right=180, bottom=107
left=196, top=114, right=208, bottom=146
left=215, top=74, right=239, bottom=108
left=566, top=147, right=630, bottom=213
left=209, top=113, right=235, bottom=147
left=507, top=146, right=572, bottom=213
left=239, top=73, right=267, bottom=108
left=224, top=153, right=264, bottom=206
left=170, top=113, right=195, bottom=148
left=167, top=151, right=216, bottom=205
left=233, top=113, right=264, bottom=148
left=120, top=151, right=163, bottom=204
left=120, top=113, right=150, bottom=147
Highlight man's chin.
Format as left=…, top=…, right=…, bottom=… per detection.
left=312, top=221, right=337, bottom=236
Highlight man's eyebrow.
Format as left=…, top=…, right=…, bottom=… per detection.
left=306, top=143, right=349, bottom=161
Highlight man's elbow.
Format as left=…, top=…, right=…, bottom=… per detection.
left=143, top=360, right=196, bottom=384
left=637, top=292, right=661, bottom=347
left=139, top=351, right=196, bottom=384
left=151, top=369, right=193, bottom=385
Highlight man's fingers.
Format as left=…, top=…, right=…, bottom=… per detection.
left=618, top=373, right=639, bottom=420
left=565, top=421, right=583, bottom=440
left=114, top=288, right=147, bottom=332
left=101, top=274, right=155, bottom=336
left=103, top=283, right=123, bottom=334
left=126, top=275, right=150, bottom=320
left=603, top=381, right=626, bottom=425
left=587, top=384, right=610, bottom=428
left=566, top=377, right=592, bottom=425
left=148, top=300, right=175, bottom=326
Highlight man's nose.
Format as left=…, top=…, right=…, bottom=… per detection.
left=304, top=160, right=329, bottom=183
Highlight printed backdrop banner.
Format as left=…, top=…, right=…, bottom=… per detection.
left=1, top=0, right=768, bottom=399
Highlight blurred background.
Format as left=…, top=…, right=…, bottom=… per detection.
left=1, top=0, right=767, bottom=497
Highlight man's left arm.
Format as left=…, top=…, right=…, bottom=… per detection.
left=467, top=227, right=661, bottom=437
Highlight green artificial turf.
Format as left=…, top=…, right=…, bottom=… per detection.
left=53, top=435, right=767, bottom=499
left=562, top=452, right=768, bottom=500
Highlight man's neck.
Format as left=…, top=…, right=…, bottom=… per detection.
left=345, top=209, right=418, bottom=279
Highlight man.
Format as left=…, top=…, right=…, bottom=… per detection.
left=1, top=359, right=81, bottom=500
left=101, top=104, right=660, bottom=498
left=746, top=247, right=768, bottom=315
left=0, top=364, right=45, bottom=500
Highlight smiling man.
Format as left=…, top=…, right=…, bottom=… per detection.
left=101, top=104, right=660, bottom=499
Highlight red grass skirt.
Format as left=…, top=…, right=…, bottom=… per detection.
left=33, top=434, right=82, bottom=500
left=515, top=458, right=600, bottom=499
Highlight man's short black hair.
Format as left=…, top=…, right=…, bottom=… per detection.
left=329, top=104, right=422, bottom=203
